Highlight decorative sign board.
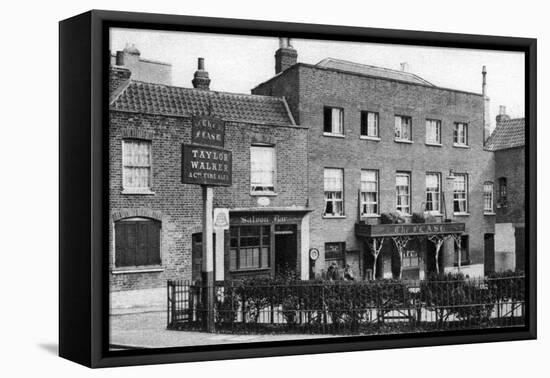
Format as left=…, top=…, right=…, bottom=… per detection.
left=182, top=144, right=232, bottom=186
left=191, top=116, right=225, bottom=148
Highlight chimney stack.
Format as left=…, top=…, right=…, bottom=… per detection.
left=275, top=37, right=297, bottom=74
left=496, top=105, right=511, bottom=124
left=482, top=66, right=491, bottom=145
left=192, top=57, right=211, bottom=90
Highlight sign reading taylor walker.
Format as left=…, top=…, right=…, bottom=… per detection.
left=182, top=144, right=232, bottom=186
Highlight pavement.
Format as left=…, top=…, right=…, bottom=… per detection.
left=109, top=311, right=334, bottom=349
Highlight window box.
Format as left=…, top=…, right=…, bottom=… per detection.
left=394, top=138, right=414, bottom=144
left=360, top=136, right=381, bottom=141
left=111, top=267, right=164, bottom=274
left=323, top=132, right=346, bottom=138
left=453, top=143, right=470, bottom=149
left=121, top=189, right=156, bottom=195
left=453, top=212, right=470, bottom=216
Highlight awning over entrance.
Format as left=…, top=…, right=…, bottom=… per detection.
left=355, top=222, right=465, bottom=238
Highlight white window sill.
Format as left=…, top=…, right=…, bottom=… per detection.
left=121, top=189, right=155, bottom=195
left=453, top=212, right=470, bottom=217
left=424, top=212, right=443, bottom=216
left=250, top=191, right=278, bottom=197
left=323, top=215, right=346, bottom=219
left=484, top=212, right=496, bottom=216
left=112, top=267, right=164, bottom=274
left=394, top=139, right=413, bottom=144
left=453, top=143, right=470, bottom=149
left=360, top=136, right=381, bottom=141
left=361, top=214, right=380, bottom=218
left=323, top=132, right=345, bottom=138
left=425, top=142, right=442, bottom=147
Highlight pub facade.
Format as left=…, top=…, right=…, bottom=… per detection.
left=109, top=59, right=310, bottom=291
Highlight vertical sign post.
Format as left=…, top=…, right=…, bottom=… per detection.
left=182, top=116, right=232, bottom=333
left=213, top=208, right=230, bottom=282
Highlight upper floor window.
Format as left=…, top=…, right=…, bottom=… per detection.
left=324, top=168, right=344, bottom=217
left=425, top=172, right=441, bottom=214
left=426, top=119, right=441, bottom=145
left=395, top=115, right=412, bottom=142
left=323, top=107, right=344, bottom=136
left=453, top=122, right=469, bottom=146
left=453, top=173, right=468, bottom=214
left=250, top=145, right=275, bottom=193
left=360, top=111, right=379, bottom=138
left=396, top=172, right=411, bottom=215
left=115, top=218, right=161, bottom=268
left=360, top=170, right=378, bottom=216
left=498, top=177, right=508, bottom=205
left=484, top=181, right=494, bottom=213
left=123, top=139, right=152, bottom=192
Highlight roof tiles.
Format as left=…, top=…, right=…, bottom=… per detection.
left=485, top=118, right=525, bottom=151
left=110, top=81, right=295, bottom=126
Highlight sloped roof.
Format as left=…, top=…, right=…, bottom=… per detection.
left=485, top=118, right=525, bottom=151
left=110, top=81, right=295, bottom=126
left=316, top=58, right=435, bottom=86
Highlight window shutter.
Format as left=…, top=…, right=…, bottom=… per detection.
left=323, top=107, right=332, bottom=133
left=148, top=221, right=161, bottom=265
left=136, top=222, right=149, bottom=266
left=115, top=222, right=128, bottom=267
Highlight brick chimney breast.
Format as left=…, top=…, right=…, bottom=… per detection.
left=496, top=105, right=511, bottom=124
left=275, top=37, right=297, bottom=74
left=192, top=57, right=211, bottom=90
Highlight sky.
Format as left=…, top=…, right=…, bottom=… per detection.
left=110, top=28, right=525, bottom=130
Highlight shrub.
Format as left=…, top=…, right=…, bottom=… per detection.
left=380, top=212, right=406, bottom=224
left=486, top=270, right=524, bottom=302
left=411, top=212, right=425, bottom=223
left=235, top=277, right=273, bottom=323
left=215, top=284, right=239, bottom=325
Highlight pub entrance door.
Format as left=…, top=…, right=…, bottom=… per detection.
left=274, top=224, right=297, bottom=276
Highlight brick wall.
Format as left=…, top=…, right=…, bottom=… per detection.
left=254, top=64, right=495, bottom=276
left=495, top=147, right=525, bottom=224
left=109, top=66, right=131, bottom=95
left=109, top=111, right=308, bottom=291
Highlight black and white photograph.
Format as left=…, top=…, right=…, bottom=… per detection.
left=107, top=27, right=528, bottom=350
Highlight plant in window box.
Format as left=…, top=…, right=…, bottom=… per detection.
left=411, top=212, right=426, bottom=223
left=380, top=212, right=405, bottom=224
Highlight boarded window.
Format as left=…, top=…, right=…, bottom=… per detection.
left=115, top=218, right=161, bottom=267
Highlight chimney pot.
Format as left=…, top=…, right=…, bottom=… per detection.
left=499, top=105, right=506, bottom=115
left=275, top=38, right=297, bottom=74
left=192, top=57, right=211, bottom=90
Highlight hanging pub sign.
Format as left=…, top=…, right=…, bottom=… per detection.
left=191, top=115, right=225, bottom=148
left=182, top=144, right=232, bottom=186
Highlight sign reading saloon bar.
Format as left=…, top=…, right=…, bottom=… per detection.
left=182, top=144, right=232, bottom=186
left=192, top=116, right=225, bottom=148
left=355, top=222, right=465, bottom=238
left=231, top=213, right=303, bottom=226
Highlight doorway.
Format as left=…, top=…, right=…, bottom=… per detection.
left=484, top=233, right=495, bottom=275
left=274, top=224, right=297, bottom=277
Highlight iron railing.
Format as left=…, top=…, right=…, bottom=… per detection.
left=167, top=276, right=525, bottom=334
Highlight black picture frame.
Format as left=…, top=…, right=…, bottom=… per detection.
left=59, top=9, right=537, bottom=368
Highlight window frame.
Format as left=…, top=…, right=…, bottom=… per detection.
left=360, top=111, right=380, bottom=139
left=425, top=172, right=442, bottom=215
left=484, top=181, right=495, bottom=214
left=323, top=168, right=345, bottom=218
left=453, top=122, right=469, bottom=147
left=394, top=115, right=413, bottom=142
left=250, top=144, right=277, bottom=195
left=325, top=242, right=346, bottom=268
left=498, top=177, right=508, bottom=205
left=396, top=171, right=412, bottom=216
left=323, top=106, right=345, bottom=137
left=229, top=225, right=271, bottom=272
left=453, top=173, right=469, bottom=215
left=425, top=119, right=442, bottom=145
left=360, top=169, right=379, bottom=216
left=113, top=217, right=162, bottom=271
left=121, top=138, right=154, bottom=194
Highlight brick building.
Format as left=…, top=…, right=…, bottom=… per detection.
left=485, top=106, right=525, bottom=272
left=252, top=39, right=496, bottom=279
left=109, top=59, right=309, bottom=292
